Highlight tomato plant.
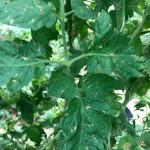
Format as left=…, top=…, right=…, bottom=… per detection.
left=0, top=0, right=150, bottom=149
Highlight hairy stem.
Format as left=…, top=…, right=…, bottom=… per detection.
left=60, top=0, right=68, bottom=55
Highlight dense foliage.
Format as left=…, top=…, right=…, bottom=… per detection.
left=0, top=0, right=150, bottom=149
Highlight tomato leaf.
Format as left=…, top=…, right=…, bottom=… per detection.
left=0, top=41, right=45, bottom=88
left=18, top=97, right=34, bottom=124
left=87, top=33, right=143, bottom=78
left=47, top=71, right=79, bottom=100
left=59, top=98, right=111, bottom=149
left=0, top=0, right=57, bottom=30
left=71, top=0, right=98, bottom=19
left=94, top=10, right=112, bottom=41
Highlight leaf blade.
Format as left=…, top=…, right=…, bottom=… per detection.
left=0, top=0, right=57, bottom=30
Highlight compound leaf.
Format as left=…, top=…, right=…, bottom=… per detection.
left=0, top=41, right=45, bottom=89
left=87, top=33, right=143, bottom=78
left=0, top=0, right=57, bottom=30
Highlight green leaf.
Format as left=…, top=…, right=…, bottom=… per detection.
left=116, top=133, right=138, bottom=150
left=18, top=96, right=34, bottom=124
left=134, top=78, right=150, bottom=96
left=0, top=0, right=57, bottom=30
left=144, top=58, right=150, bottom=74
left=79, top=74, right=124, bottom=117
left=142, top=131, right=150, bottom=146
left=24, top=126, right=44, bottom=144
left=87, top=55, right=143, bottom=79
left=80, top=74, right=125, bottom=99
left=13, top=39, right=43, bottom=57
left=125, top=0, right=145, bottom=18
left=31, top=27, right=58, bottom=58
left=87, top=33, right=143, bottom=78
left=87, top=56, right=113, bottom=75
left=71, top=0, right=97, bottom=19
left=0, top=41, right=45, bottom=89
left=59, top=98, right=111, bottom=150
left=48, top=71, right=79, bottom=100
left=0, top=137, right=12, bottom=149
left=94, top=10, right=112, bottom=41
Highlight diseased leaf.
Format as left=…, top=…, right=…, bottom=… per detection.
left=87, top=55, right=143, bottom=78
left=0, top=0, right=149, bottom=149
left=80, top=74, right=125, bottom=99
left=0, top=41, right=45, bottom=88
left=57, top=74, right=125, bottom=149
left=71, top=0, right=98, bottom=19
left=0, top=0, right=57, bottom=30
left=59, top=98, right=111, bottom=150
left=87, top=33, right=143, bottom=78
left=31, top=27, right=58, bottom=57
left=13, top=39, right=43, bottom=57
left=94, top=10, right=112, bottom=41
left=47, top=71, right=79, bottom=100
left=87, top=56, right=113, bottom=75
left=80, top=75, right=124, bottom=117
left=102, top=33, right=133, bottom=54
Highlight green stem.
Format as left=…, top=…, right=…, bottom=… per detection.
left=69, top=53, right=137, bottom=66
left=129, top=5, right=150, bottom=44
left=123, top=78, right=141, bottom=107
left=65, top=52, right=138, bottom=71
left=65, top=0, right=73, bottom=50
left=115, top=0, right=125, bottom=32
left=144, top=43, right=150, bottom=56
left=5, top=52, right=134, bottom=68
left=130, top=15, right=147, bottom=44
left=13, top=52, right=138, bottom=72
left=69, top=53, right=103, bottom=65
left=65, top=10, right=74, bottom=16
left=107, top=131, right=112, bottom=150
left=43, top=59, right=69, bottom=66
left=60, top=0, right=68, bottom=55
left=0, top=59, right=69, bottom=68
